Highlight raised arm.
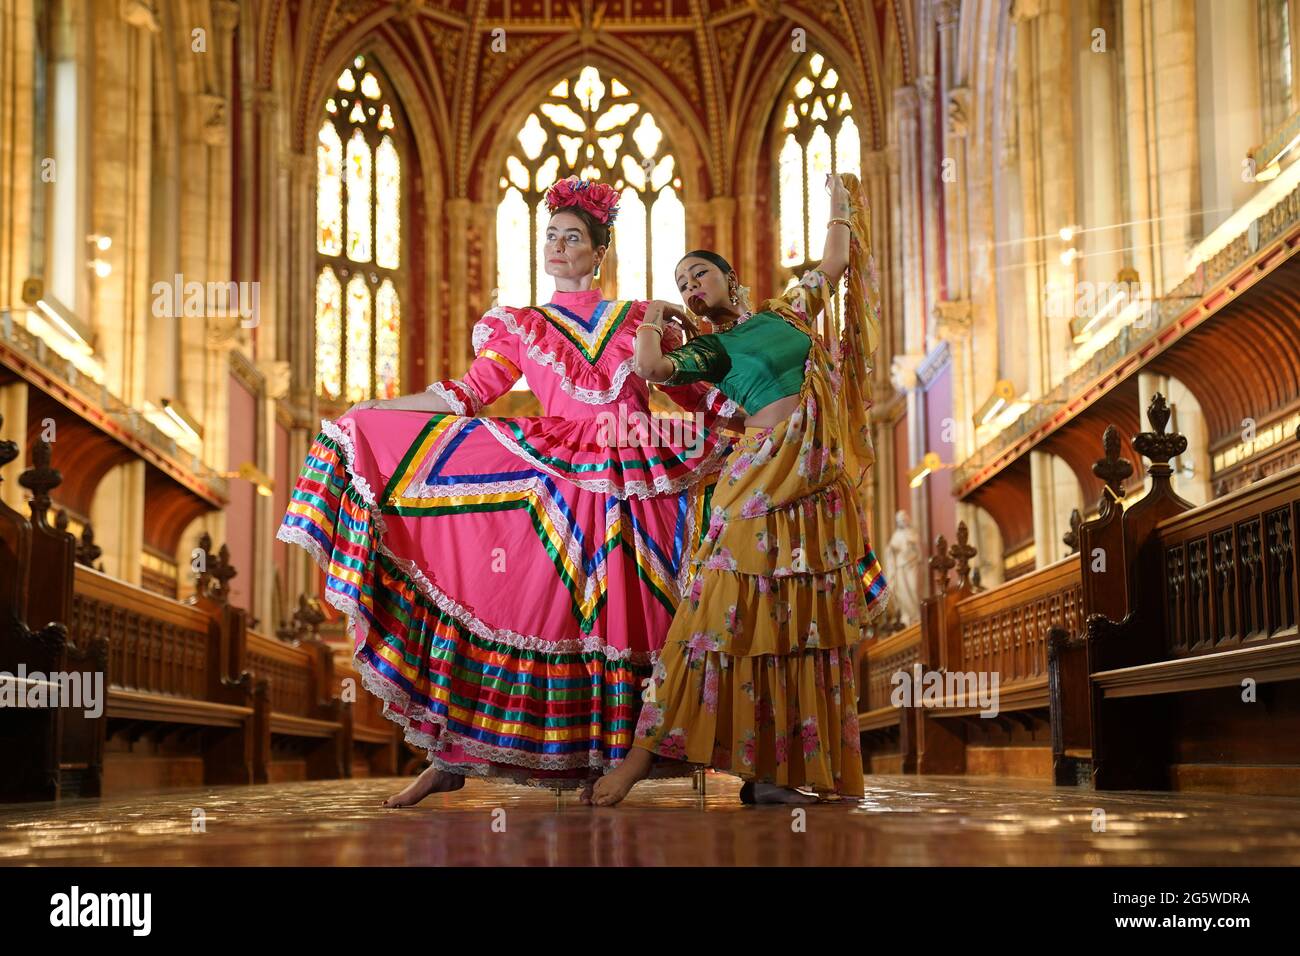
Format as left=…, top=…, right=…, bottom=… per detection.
left=818, top=173, right=853, bottom=284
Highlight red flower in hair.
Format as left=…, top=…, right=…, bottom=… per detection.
left=544, top=176, right=621, bottom=225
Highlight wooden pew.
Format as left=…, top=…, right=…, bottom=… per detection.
left=856, top=621, right=922, bottom=773
left=73, top=562, right=259, bottom=792
left=914, top=523, right=1083, bottom=779
left=0, top=424, right=107, bottom=801
left=1086, top=394, right=1300, bottom=793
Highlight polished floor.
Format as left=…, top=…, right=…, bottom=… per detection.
left=2, top=774, right=1299, bottom=866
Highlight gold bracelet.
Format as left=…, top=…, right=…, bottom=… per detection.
left=638, top=324, right=664, bottom=337
left=829, top=217, right=852, bottom=229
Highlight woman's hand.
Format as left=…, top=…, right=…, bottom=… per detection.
left=828, top=173, right=851, bottom=219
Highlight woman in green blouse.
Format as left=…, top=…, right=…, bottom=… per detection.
left=593, top=174, right=890, bottom=806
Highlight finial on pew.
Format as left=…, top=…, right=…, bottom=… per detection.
left=1132, top=393, right=1187, bottom=472
left=76, top=521, right=103, bottom=568
left=1062, top=508, right=1082, bottom=554
left=929, top=534, right=954, bottom=594
left=18, top=438, right=62, bottom=525
left=951, top=521, right=977, bottom=591
left=1092, top=425, right=1133, bottom=508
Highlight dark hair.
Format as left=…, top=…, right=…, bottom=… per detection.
left=677, top=249, right=735, bottom=277
left=549, top=205, right=611, bottom=249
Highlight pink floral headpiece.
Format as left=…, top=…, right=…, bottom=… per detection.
left=544, top=176, right=620, bottom=226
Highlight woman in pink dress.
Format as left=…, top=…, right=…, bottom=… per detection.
left=277, top=177, right=737, bottom=805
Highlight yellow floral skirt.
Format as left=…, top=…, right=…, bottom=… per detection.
left=632, top=356, right=889, bottom=796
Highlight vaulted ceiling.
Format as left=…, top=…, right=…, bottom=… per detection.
left=254, top=0, right=903, bottom=200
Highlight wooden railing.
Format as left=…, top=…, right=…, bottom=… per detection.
left=72, top=564, right=211, bottom=700
left=1156, top=469, right=1298, bottom=656
left=953, top=556, right=1082, bottom=688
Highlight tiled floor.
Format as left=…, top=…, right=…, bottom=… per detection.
left=2, top=774, right=1299, bottom=866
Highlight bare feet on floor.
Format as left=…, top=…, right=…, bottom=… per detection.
left=381, top=765, right=465, bottom=808
left=739, top=781, right=821, bottom=805
left=578, top=779, right=596, bottom=805
left=592, top=749, right=653, bottom=806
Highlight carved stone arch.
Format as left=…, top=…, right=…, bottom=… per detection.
left=305, top=27, right=449, bottom=196
left=888, top=0, right=917, bottom=87
left=296, top=31, right=441, bottom=405
left=732, top=27, right=881, bottom=295
left=468, top=43, right=715, bottom=207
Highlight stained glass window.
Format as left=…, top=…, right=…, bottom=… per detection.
left=496, top=65, right=686, bottom=304
left=313, top=54, right=406, bottom=404
left=777, top=53, right=860, bottom=283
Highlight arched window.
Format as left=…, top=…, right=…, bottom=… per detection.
left=315, top=54, right=405, bottom=405
left=776, top=53, right=861, bottom=288
left=496, top=65, right=685, bottom=306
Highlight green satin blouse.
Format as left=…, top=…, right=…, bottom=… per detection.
left=662, top=310, right=810, bottom=413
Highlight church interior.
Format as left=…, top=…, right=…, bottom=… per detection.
left=2, top=0, right=1300, bottom=873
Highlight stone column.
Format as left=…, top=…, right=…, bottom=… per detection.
left=445, top=198, right=474, bottom=372
left=894, top=87, right=925, bottom=359
left=91, top=461, right=145, bottom=586
left=0, top=0, right=36, bottom=312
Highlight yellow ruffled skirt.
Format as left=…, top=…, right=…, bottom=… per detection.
left=632, top=354, right=889, bottom=796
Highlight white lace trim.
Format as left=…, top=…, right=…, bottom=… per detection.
left=702, top=386, right=740, bottom=419
left=478, top=307, right=638, bottom=405
left=479, top=417, right=731, bottom=500
left=426, top=380, right=476, bottom=416
left=319, top=418, right=379, bottom=507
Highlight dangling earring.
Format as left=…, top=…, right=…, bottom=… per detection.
left=728, top=283, right=739, bottom=306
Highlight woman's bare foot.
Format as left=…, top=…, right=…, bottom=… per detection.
left=739, top=781, right=820, bottom=805
left=578, top=777, right=597, bottom=805
left=381, top=765, right=465, bottom=808
left=592, top=749, right=654, bottom=806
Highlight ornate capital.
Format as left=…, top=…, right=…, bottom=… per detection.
left=250, top=86, right=278, bottom=116
left=278, top=149, right=312, bottom=177
left=120, top=0, right=161, bottom=32
left=890, top=352, right=926, bottom=392
left=894, top=85, right=920, bottom=116
left=1011, top=0, right=1043, bottom=23
left=916, top=76, right=937, bottom=102
left=947, top=87, right=971, bottom=138
left=212, top=0, right=241, bottom=33
left=258, top=359, right=292, bottom=401
left=199, top=94, right=228, bottom=147
left=206, top=313, right=245, bottom=351
left=932, top=299, right=972, bottom=342
left=934, top=0, right=962, bottom=29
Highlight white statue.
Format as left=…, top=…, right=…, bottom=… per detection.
left=886, top=510, right=922, bottom=626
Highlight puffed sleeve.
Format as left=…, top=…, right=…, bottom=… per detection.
left=660, top=333, right=731, bottom=386
left=426, top=311, right=523, bottom=415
